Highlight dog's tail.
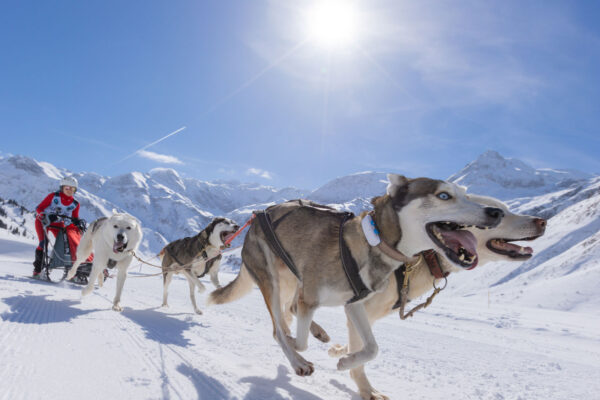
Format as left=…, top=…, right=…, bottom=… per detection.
left=207, top=263, right=254, bottom=305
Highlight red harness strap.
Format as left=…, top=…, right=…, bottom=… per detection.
left=223, top=214, right=256, bottom=247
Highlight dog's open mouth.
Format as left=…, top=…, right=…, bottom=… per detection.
left=426, top=222, right=478, bottom=269
left=113, top=241, right=127, bottom=253
left=220, top=229, right=238, bottom=248
left=486, top=235, right=541, bottom=259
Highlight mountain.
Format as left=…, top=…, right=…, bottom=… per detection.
left=1, top=150, right=599, bottom=314
left=447, top=150, right=593, bottom=200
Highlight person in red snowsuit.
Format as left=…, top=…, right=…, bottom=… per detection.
left=32, top=176, right=92, bottom=276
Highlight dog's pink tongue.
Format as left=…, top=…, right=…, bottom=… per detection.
left=223, top=233, right=236, bottom=243
left=440, top=230, right=477, bottom=255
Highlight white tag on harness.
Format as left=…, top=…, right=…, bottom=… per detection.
left=361, top=214, right=381, bottom=246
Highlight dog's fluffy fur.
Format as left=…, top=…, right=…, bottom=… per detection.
left=159, top=217, right=238, bottom=314
left=326, top=194, right=546, bottom=400
left=66, top=210, right=143, bottom=311
left=208, top=174, right=505, bottom=376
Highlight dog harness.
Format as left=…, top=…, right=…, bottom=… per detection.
left=254, top=200, right=371, bottom=303
left=391, top=249, right=447, bottom=310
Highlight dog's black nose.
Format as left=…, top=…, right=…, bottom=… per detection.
left=484, top=207, right=504, bottom=221
left=116, top=233, right=124, bottom=242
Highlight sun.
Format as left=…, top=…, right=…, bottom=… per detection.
left=306, top=1, right=359, bottom=48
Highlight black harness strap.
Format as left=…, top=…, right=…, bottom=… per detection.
left=339, top=212, right=371, bottom=303
left=392, top=266, right=406, bottom=310
left=255, top=210, right=302, bottom=280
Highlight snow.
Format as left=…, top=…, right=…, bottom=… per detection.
left=1, top=150, right=600, bottom=398
left=1, top=238, right=599, bottom=399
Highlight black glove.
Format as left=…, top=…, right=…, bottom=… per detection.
left=73, top=218, right=86, bottom=231
left=48, top=214, right=58, bottom=223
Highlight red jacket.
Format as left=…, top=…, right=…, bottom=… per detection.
left=36, top=192, right=80, bottom=222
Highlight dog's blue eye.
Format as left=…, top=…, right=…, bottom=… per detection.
left=437, top=192, right=451, bottom=200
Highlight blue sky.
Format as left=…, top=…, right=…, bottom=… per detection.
left=1, top=1, right=599, bottom=190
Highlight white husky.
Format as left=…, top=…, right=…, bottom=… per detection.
left=67, top=210, right=143, bottom=311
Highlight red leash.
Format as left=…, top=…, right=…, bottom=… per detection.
left=223, top=214, right=255, bottom=247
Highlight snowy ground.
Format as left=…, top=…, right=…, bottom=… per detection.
left=1, top=237, right=599, bottom=400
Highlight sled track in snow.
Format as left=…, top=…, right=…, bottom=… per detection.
left=90, top=291, right=246, bottom=400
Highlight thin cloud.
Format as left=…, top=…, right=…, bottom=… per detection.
left=138, top=150, right=183, bottom=165
left=113, top=126, right=187, bottom=166
left=246, top=168, right=273, bottom=180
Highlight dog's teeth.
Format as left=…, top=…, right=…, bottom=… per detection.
left=459, top=253, right=465, bottom=261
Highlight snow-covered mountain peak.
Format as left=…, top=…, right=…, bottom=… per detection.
left=448, top=151, right=594, bottom=199
left=149, top=167, right=186, bottom=192
left=309, top=171, right=388, bottom=204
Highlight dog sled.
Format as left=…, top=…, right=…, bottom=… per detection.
left=36, top=213, right=94, bottom=284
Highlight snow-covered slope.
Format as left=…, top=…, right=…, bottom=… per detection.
left=1, top=151, right=599, bottom=314
left=0, top=240, right=598, bottom=400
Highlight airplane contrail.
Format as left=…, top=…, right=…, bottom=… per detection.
left=113, top=126, right=187, bottom=165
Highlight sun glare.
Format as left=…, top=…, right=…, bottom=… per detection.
left=306, top=1, right=359, bottom=48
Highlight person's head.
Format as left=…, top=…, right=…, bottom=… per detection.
left=59, top=176, right=78, bottom=196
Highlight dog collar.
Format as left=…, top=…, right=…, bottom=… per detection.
left=362, top=212, right=415, bottom=264
left=361, top=213, right=381, bottom=246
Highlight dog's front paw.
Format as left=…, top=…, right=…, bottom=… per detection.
left=292, top=359, right=314, bottom=377
left=194, top=308, right=203, bottom=315
left=337, top=354, right=357, bottom=371
left=161, top=303, right=169, bottom=309
left=112, top=304, right=123, bottom=312
left=362, top=389, right=389, bottom=400
left=328, top=344, right=348, bottom=358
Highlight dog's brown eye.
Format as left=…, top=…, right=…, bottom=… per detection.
left=437, top=192, right=452, bottom=200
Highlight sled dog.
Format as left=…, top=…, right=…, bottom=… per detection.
left=67, top=210, right=143, bottom=311
left=327, top=193, right=547, bottom=400
left=159, top=217, right=238, bottom=314
left=209, top=174, right=505, bottom=376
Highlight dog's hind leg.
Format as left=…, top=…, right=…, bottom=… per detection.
left=162, top=271, right=173, bottom=308
left=181, top=269, right=206, bottom=293
left=293, top=295, right=316, bottom=352
left=112, top=260, right=129, bottom=312
left=337, top=301, right=379, bottom=371
left=286, top=289, right=330, bottom=343
left=187, top=277, right=202, bottom=315
left=258, top=280, right=315, bottom=376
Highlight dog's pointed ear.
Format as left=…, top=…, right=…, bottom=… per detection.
left=112, top=208, right=119, bottom=215
left=386, top=174, right=409, bottom=196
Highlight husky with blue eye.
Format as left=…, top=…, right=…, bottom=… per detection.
left=209, top=174, right=505, bottom=379
left=67, top=209, right=143, bottom=312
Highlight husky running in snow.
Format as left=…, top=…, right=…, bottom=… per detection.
left=159, top=217, right=238, bottom=314
left=208, top=174, right=505, bottom=377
